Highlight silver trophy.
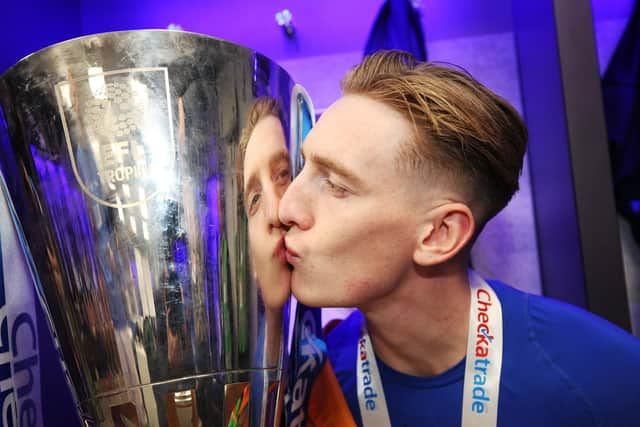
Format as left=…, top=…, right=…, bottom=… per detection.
left=0, top=30, right=310, bottom=426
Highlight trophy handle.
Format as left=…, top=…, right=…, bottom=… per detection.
left=289, top=84, right=316, bottom=177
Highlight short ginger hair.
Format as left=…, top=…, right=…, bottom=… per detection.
left=237, top=96, right=281, bottom=191
left=342, top=50, right=528, bottom=227
left=238, top=97, right=281, bottom=166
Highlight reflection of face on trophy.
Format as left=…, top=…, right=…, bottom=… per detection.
left=238, top=98, right=292, bottom=371
left=240, top=98, right=292, bottom=314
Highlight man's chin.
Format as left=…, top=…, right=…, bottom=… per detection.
left=291, top=278, right=325, bottom=307
left=291, top=292, right=323, bottom=308
left=292, top=285, right=350, bottom=309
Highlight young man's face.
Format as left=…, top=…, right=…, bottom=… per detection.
left=278, top=95, right=428, bottom=308
left=243, top=115, right=291, bottom=311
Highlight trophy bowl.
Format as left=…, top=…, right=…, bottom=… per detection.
left=0, top=30, right=304, bottom=426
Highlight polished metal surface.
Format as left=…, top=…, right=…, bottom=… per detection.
left=0, top=30, right=298, bottom=426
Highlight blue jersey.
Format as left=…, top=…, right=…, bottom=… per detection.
left=327, top=280, right=640, bottom=427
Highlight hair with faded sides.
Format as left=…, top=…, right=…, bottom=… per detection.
left=342, top=50, right=528, bottom=229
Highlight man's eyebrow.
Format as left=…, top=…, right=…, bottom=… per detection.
left=301, top=146, right=364, bottom=188
left=268, top=149, right=290, bottom=169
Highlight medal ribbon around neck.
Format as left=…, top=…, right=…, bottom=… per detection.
left=356, top=270, right=503, bottom=427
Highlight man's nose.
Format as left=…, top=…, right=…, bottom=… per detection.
left=265, top=185, right=282, bottom=229
left=278, top=172, right=312, bottom=230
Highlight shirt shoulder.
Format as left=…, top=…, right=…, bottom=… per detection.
left=490, top=280, right=640, bottom=426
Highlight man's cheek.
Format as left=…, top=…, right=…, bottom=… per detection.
left=344, top=278, right=380, bottom=301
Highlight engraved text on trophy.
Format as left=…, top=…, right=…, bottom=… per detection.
left=56, top=68, right=174, bottom=208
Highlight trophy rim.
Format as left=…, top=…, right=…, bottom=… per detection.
left=1, top=29, right=279, bottom=80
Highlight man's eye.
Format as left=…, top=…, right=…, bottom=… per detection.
left=247, top=193, right=261, bottom=215
left=323, top=179, right=347, bottom=197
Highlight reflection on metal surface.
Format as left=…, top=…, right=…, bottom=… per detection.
left=55, top=67, right=173, bottom=208
left=173, top=390, right=193, bottom=406
left=223, top=382, right=248, bottom=427
left=111, top=402, right=141, bottom=427
left=166, top=390, right=197, bottom=427
left=0, top=30, right=305, bottom=426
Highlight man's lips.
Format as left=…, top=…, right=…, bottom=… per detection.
left=284, top=240, right=300, bottom=264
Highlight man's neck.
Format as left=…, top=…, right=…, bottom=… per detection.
left=359, top=266, right=471, bottom=377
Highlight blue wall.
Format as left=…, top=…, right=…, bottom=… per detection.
left=1, top=0, right=81, bottom=74
left=1, top=0, right=521, bottom=72
left=2, top=0, right=634, bottom=74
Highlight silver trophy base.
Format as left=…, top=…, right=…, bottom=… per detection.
left=79, top=368, right=282, bottom=426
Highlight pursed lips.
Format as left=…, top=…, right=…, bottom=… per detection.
left=283, top=238, right=301, bottom=265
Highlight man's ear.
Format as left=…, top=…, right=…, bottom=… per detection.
left=413, top=203, right=475, bottom=267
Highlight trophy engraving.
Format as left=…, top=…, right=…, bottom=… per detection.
left=56, top=67, right=174, bottom=208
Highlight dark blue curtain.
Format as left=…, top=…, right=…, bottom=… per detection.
left=364, top=0, right=427, bottom=61
left=602, top=0, right=640, bottom=243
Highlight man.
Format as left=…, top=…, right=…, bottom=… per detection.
left=239, top=97, right=291, bottom=316
left=278, top=50, right=640, bottom=426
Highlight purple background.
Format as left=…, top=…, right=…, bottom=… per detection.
left=1, top=0, right=633, bottom=73
left=0, top=0, right=637, bottom=424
